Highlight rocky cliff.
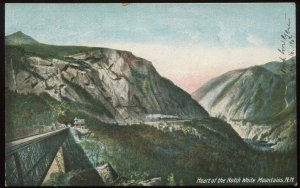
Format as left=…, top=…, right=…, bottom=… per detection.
left=192, top=57, right=296, bottom=151
left=5, top=31, right=208, bottom=125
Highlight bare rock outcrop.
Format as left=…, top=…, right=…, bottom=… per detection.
left=5, top=33, right=209, bottom=125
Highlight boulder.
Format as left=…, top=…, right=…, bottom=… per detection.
left=43, top=126, right=52, bottom=132
left=52, top=59, right=68, bottom=70
left=137, top=177, right=162, bottom=186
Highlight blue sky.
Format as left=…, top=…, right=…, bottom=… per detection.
left=5, top=3, right=296, bottom=92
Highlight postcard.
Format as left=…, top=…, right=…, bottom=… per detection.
left=4, top=3, right=297, bottom=186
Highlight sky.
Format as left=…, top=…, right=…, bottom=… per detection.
left=5, top=3, right=296, bottom=93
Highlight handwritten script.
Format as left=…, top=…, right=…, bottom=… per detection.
left=278, top=16, right=295, bottom=62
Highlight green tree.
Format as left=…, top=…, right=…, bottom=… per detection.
left=166, top=172, right=176, bottom=186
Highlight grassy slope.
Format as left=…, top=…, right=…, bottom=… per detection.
left=5, top=88, right=112, bottom=140
left=5, top=89, right=54, bottom=139
left=84, top=118, right=297, bottom=185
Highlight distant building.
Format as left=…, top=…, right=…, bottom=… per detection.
left=74, top=117, right=85, bottom=129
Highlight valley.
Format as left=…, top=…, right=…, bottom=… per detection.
left=192, top=57, right=296, bottom=152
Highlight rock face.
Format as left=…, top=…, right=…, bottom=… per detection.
left=69, top=163, right=119, bottom=186
left=5, top=32, right=208, bottom=125
left=70, top=168, right=105, bottom=186
left=95, top=163, right=119, bottom=185
left=192, top=57, right=296, bottom=151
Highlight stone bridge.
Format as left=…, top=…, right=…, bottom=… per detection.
left=5, top=127, right=94, bottom=186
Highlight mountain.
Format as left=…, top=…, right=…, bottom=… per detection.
left=5, top=32, right=297, bottom=184
left=192, top=57, right=296, bottom=152
left=4, top=31, right=247, bottom=180
left=5, top=31, right=208, bottom=126
left=5, top=31, right=39, bottom=45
